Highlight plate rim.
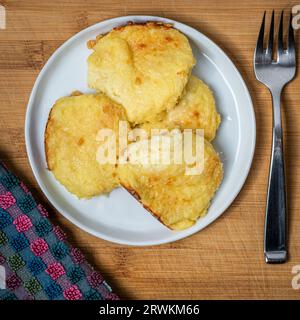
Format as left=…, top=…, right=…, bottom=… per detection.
left=25, top=15, right=256, bottom=246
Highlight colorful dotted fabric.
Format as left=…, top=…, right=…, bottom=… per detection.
left=0, top=163, right=118, bottom=300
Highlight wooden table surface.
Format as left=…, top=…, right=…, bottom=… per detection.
left=0, top=0, right=300, bottom=300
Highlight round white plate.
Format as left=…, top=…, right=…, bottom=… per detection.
left=25, top=16, right=255, bottom=246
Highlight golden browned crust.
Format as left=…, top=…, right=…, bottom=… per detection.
left=70, top=90, right=83, bottom=96
left=45, top=91, right=84, bottom=170
left=118, top=134, right=223, bottom=230
left=121, top=183, right=171, bottom=229
left=87, top=21, right=195, bottom=124
left=139, top=76, right=221, bottom=142
left=113, top=21, right=173, bottom=31
left=87, top=21, right=174, bottom=49
left=44, top=107, right=55, bottom=170
left=44, top=93, right=128, bottom=198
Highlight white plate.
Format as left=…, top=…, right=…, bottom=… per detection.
left=25, top=16, right=255, bottom=246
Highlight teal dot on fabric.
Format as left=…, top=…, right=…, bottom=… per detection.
left=17, top=195, right=36, bottom=214
left=51, top=242, right=69, bottom=260
left=84, top=289, right=102, bottom=300
left=35, top=219, right=52, bottom=237
left=0, top=172, right=19, bottom=190
left=45, top=283, right=62, bottom=299
left=2, top=292, right=18, bottom=300
left=67, top=265, right=84, bottom=284
left=0, top=209, right=13, bottom=228
left=28, top=257, right=46, bottom=276
left=10, top=233, right=29, bottom=252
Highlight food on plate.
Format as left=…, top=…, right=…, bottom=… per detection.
left=45, top=93, right=127, bottom=198
left=43, top=21, right=224, bottom=232
left=140, top=75, right=221, bottom=141
left=87, top=22, right=196, bottom=124
left=118, top=132, right=223, bottom=230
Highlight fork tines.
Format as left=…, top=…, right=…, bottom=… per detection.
left=255, top=10, right=295, bottom=64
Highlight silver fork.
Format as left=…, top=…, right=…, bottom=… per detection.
left=254, top=11, right=296, bottom=263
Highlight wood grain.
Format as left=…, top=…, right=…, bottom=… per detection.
left=0, top=0, right=300, bottom=299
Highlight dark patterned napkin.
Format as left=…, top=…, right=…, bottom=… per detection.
left=0, top=162, right=119, bottom=300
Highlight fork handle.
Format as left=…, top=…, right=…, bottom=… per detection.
left=264, top=89, right=287, bottom=263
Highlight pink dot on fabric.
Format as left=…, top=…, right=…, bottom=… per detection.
left=63, top=285, right=82, bottom=300
left=105, top=292, right=120, bottom=300
left=53, top=226, right=66, bottom=241
left=0, top=192, right=16, bottom=209
left=87, top=271, right=104, bottom=288
left=46, top=262, right=65, bottom=280
left=37, top=204, right=49, bottom=217
left=30, top=238, right=49, bottom=256
left=13, top=215, right=33, bottom=232
left=70, top=248, right=85, bottom=264
left=6, top=274, right=22, bottom=290
left=20, top=181, right=30, bottom=194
